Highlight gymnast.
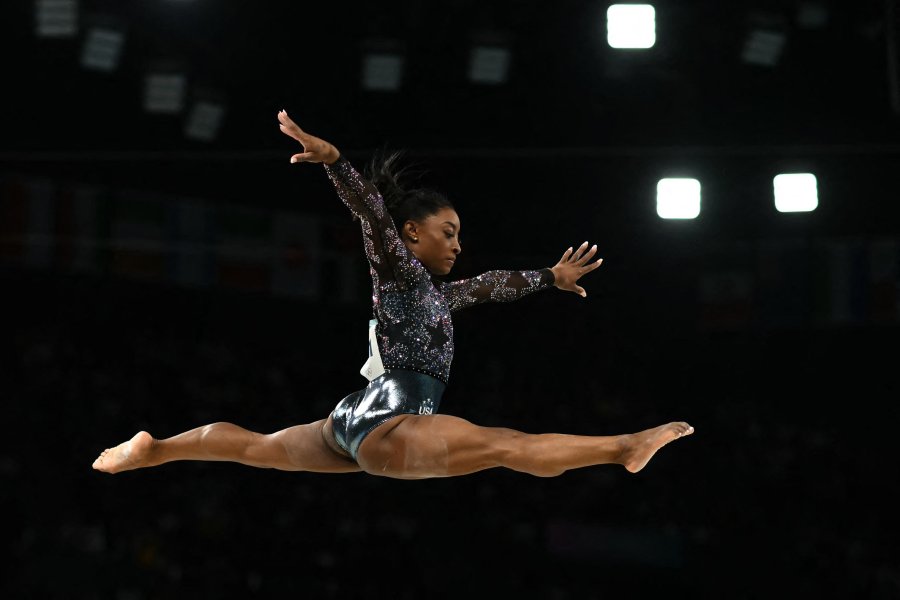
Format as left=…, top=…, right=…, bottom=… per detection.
left=93, top=110, right=693, bottom=479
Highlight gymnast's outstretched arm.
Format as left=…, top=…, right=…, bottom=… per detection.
left=277, top=109, right=422, bottom=288
left=441, top=241, right=603, bottom=311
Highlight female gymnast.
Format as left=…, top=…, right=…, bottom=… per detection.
left=92, top=110, right=693, bottom=480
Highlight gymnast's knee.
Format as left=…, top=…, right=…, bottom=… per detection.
left=198, top=422, right=237, bottom=446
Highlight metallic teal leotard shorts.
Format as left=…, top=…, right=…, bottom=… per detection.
left=331, top=369, right=446, bottom=461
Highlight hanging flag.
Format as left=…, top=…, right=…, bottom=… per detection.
left=25, top=178, right=56, bottom=269
left=869, top=238, right=899, bottom=324
left=270, top=211, right=320, bottom=299
left=54, top=183, right=105, bottom=273
left=4, top=177, right=58, bottom=269
left=169, top=199, right=215, bottom=289
left=0, top=176, right=30, bottom=264
left=109, top=189, right=167, bottom=281
left=757, top=239, right=812, bottom=329
left=819, top=239, right=868, bottom=326
left=323, top=219, right=365, bottom=304
left=214, top=205, right=272, bottom=293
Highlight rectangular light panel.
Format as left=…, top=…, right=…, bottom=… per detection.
left=774, top=173, right=818, bottom=212
left=468, top=46, right=511, bottom=84
left=657, top=178, right=701, bottom=219
left=362, top=54, right=404, bottom=91
left=144, top=73, right=187, bottom=113
left=741, top=29, right=786, bottom=66
left=185, top=101, right=226, bottom=142
left=36, top=0, right=78, bottom=38
left=607, top=4, right=656, bottom=49
left=81, top=27, right=124, bottom=72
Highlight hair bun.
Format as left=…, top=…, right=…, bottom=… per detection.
left=364, top=146, right=454, bottom=228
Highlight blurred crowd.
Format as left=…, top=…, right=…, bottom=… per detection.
left=3, top=267, right=898, bottom=599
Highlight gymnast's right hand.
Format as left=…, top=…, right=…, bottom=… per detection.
left=277, top=110, right=341, bottom=165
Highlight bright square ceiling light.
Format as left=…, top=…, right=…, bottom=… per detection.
left=657, top=178, right=701, bottom=219
left=774, top=173, right=818, bottom=212
left=607, top=4, right=656, bottom=49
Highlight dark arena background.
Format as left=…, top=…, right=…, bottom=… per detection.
left=4, top=1, right=900, bottom=598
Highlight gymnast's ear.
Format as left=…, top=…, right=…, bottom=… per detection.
left=403, top=221, right=419, bottom=243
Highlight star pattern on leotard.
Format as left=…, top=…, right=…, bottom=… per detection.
left=326, top=156, right=555, bottom=383
left=425, top=322, right=450, bottom=352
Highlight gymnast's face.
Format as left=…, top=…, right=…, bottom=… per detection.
left=402, top=207, right=462, bottom=276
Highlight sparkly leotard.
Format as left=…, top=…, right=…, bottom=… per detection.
left=325, top=155, right=555, bottom=460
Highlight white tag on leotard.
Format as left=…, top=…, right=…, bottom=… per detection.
left=360, top=318, right=386, bottom=381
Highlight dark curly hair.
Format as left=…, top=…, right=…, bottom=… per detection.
left=364, top=148, right=454, bottom=230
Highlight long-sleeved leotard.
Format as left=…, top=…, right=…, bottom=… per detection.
left=324, top=155, right=555, bottom=384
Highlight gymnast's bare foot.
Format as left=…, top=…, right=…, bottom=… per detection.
left=621, top=422, right=694, bottom=473
left=92, top=431, right=155, bottom=474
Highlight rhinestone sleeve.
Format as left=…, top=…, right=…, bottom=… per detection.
left=323, top=156, right=556, bottom=384
left=324, top=156, right=425, bottom=287
left=440, top=268, right=556, bottom=313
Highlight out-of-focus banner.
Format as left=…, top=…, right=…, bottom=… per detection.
left=696, top=238, right=899, bottom=331
left=0, top=174, right=365, bottom=302
left=3, top=173, right=897, bottom=323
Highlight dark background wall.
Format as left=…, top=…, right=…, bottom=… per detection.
left=4, top=1, right=899, bottom=598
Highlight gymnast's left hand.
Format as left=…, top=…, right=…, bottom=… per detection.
left=277, top=110, right=341, bottom=165
left=550, top=242, right=603, bottom=298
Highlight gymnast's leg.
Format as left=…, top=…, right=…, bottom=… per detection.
left=356, top=414, right=693, bottom=480
left=92, top=415, right=361, bottom=474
